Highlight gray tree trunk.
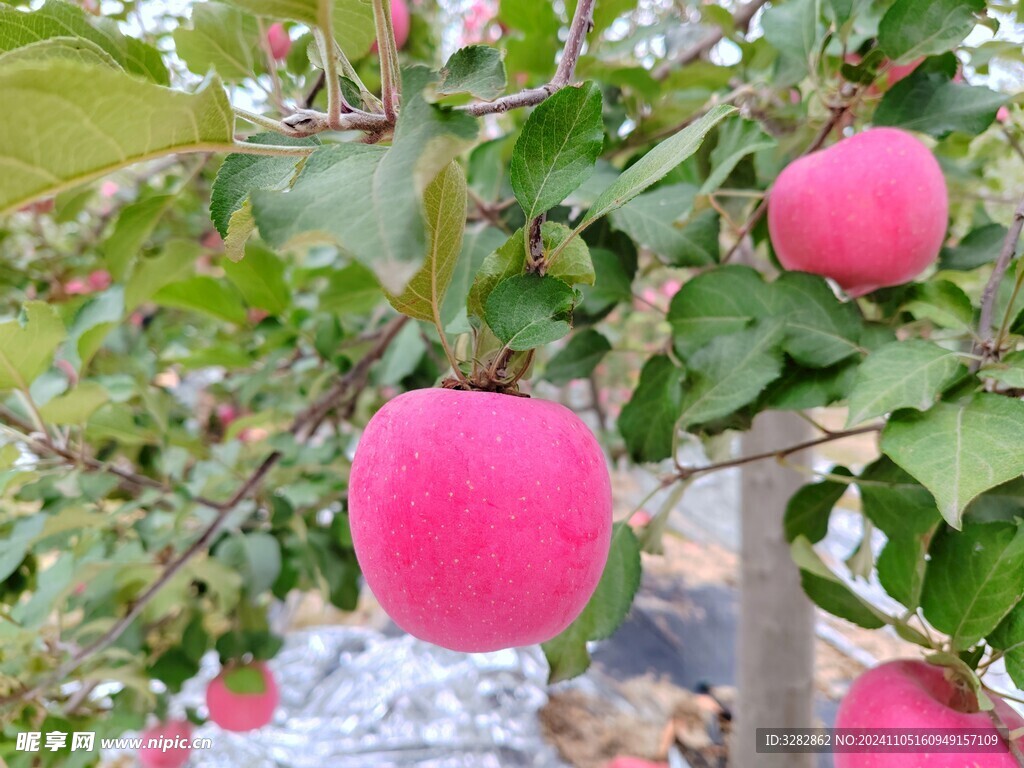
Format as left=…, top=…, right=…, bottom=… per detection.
left=732, top=410, right=816, bottom=768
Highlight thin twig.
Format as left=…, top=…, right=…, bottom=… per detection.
left=372, top=0, right=401, bottom=123
left=652, top=0, right=769, bottom=80
left=459, top=0, right=595, bottom=116
left=255, top=17, right=287, bottom=115
left=671, top=424, right=882, bottom=482
left=303, top=71, right=326, bottom=109
left=974, top=193, right=1024, bottom=368
left=985, top=699, right=1024, bottom=767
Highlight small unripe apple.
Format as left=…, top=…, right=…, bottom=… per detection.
left=87, top=269, right=111, bottom=291
left=835, top=659, right=1024, bottom=768
left=768, top=128, right=948, bottom=296
left=349, top=388, right=613, bottom=652
left=138, top=719, right=192, bottom=768
left=266, top=23, right=291, bottom=60
left=205, top=663, right=279, bottom=732
left=998, top=106, right=1011, bottom=123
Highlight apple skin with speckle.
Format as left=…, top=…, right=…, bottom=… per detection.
left=834, top=659, right=1024, bottom=768
left=138, top=720, right=192, bottom=768
left=767, top=128, right=948, bottom=297
left=349, top=388, right=613, bottom=652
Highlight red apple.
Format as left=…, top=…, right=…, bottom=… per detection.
left=998, top=106, right=1011, bottom=123
left=371, top=0, right=410, bottom=52
left=628, top=510, right=652, bottom=528
left=87, top=270, right=111, bottom=291
left=205, top=663, right=279, bottom=732
left=138, top=719, right=192, bottom=768
left=835, top=659, right=1024, bottom=768
left=768, top=127, right=948, bottom=296
left=349, top=388, right=612, bottom=652
left=604, top=759, right=669, bottom=768
left=266, top=22, right=291, bottom=60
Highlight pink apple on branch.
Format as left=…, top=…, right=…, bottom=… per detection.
left=205, top=662, right=279, bottom=732
left=767, top=128, right=948, bottom=296
left=138, top=719, right=192, bottom=768
left=349, top=388, right=612, bottom=652
left=834, top=659, right=1024, bottom=768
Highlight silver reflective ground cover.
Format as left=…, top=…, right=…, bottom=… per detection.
left=130, top=627, right=571, bottom=767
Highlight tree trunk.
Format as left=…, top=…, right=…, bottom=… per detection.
left=732, top=410, right=816, bottom=768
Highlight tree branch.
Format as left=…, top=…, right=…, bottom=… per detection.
left=459, top=0, right=595, bottom=116
left=670, top=424, right=882, bottom=482
left=974, top=193, right=1024, bottom=367
left=652, top=0, right=769, bottom=80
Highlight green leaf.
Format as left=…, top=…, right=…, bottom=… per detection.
left=210, top=133, right=316, bottom=243
left=921, top=521, right=1024, bottom=651
left=222, top=243, right=290, bottom=315
left=103, top=195, right=175, bottom=280
left=542, top=523, right=640, bottom=682
left=979, top=350, right=1024, bottom=390
left=618, top=355, right=684, bottom=463
left=790, top=537, right=887, bottom=630
left=770, top=272, right=863, bottom=368
left=878, top=0, right=985, bottom=64
left=154, top=277, right=248, bottom=325
left=224, top=0, right=377, bottom=59
left=761, top=359, right=858, bottom=411
left=784, top=469, right=852, bottom=544
left=668, top=265, right=774, bottom=357
left=485, top=274, right=576, bottom=351
left=0, top=516, right=44, bottom=583
left=442, top=226, right=505, bottom=333
left=904, top=280, right=974, bottom=332
left=877, top=529, right=935, bottom=610
left=859, top=457, right=942, bottom=538
left=173, top=2, right=258, bottom=81
left=39, top=382, right=109, bottom=425
left=252, top=68, right=478, bottom=291
left=678, top=320, right=785, bottom=430
left=989, top=600, right=1024, bottom=690
left=437, top=45, right=507, bottom=101
left=510, top=82, right=604, bottom=220
left=579, top=247, right=634, bottom=317
left=846, top=340, right=962, bottom=427
left=321, top=261, right=381, bottom=315
left=874, top=72, right=1004, bottom=138
left=882, top=395, right=1024, bottom=528
left=700, top=118, right=777, bottom=194
left=0, top=302, right=66, bottom=391
left=544, top=329, right=612, bottom=385
left=576, top=104, right=736, bottom=231
left=386, top=162, right=468, bottom=322
left=609, top=184, right=717, bottom=266
left=0, top=0, right=167, bottom=83
left=467, top=222, right=593, bottom=319
left=0, top=60, right=234, bottom=213
left=940, top=223, right=1008, bottom=271
left=762, top=0, right=823, bottom=86
left=215, top=532, right=283, bottom=597
left=223, top=665, right=268, bottom=695
left=126, top=240, right=200, bottom=311
left=0, top=36, right=119, bottom=69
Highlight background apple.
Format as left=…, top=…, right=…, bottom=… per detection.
left=349, top=388, right=613, bottom=652
left=138, top=719, right=192, bottom=768
left=834, top=659, right=1024, bottom=767
left=266, top=23, right=291, bottom=60
left=205, top=663, right=279, bottom=732
left=768, top=127, right=948, bottom=296
left=371, top=0, right=410, bottom=52
left=604, top=758, right=669, bottom=768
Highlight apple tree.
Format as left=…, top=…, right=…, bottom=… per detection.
left=0, top=0, right=1023, bottom=766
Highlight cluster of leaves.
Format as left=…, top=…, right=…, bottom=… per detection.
left=0, top=0, right=1023, bottom=761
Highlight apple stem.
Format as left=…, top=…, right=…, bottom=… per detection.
left=372, top=0, right=401, bottom=123
left=255, top=17, right=287, bottom=116
left=974, top=192, right=1024, bottom=369
left=986, top=697, right=1024, bottom=766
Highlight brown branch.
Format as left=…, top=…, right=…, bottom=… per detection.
left=652, top=0, right=769, bottom=80
left=974, top=193, right=1024, bottom=367
left=459, top=0, right=595, bottom=117
left=0, top=316, right=409, bottom=709
left=526, top=213, right=546, bottom=273
left=303, top=71, right=326, bottom=109
left=671, top=424, right=882, bottom=482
